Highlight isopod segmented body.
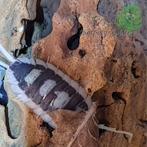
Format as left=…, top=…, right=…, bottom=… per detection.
left=6, top=58, right=90, bottom=128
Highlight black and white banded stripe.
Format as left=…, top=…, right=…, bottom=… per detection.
left=6, top=57, right=91, bottom=128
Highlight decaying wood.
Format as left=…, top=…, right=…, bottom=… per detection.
left=68, top=103, right=97, bottom=147
left=0, top=0, right=147, bottom=147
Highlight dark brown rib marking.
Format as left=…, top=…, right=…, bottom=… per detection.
left=40, top=81, right=69, bottom=111
left=33, top=74, right=62, bottom=104
left=64, top=85, right=76, bottom=97
left=11, top=61, right=88, bottom=112
left=41, top=93, right=57, bottom=111
left=10, top=62, right=34, bottom=82
left=26, top=69, right=55, bottom=101
left=64, top=93, right=86, bottom=111
left=14, top=63, right=44, bottom=91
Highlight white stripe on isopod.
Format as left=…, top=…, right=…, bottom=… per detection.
left=6, top=68, right=57, bottom=128
left=39, top=79, right=56, bottom=97
left=51, top=91, right=70, bottom=109
left=25, top=69, right=42, bottom=86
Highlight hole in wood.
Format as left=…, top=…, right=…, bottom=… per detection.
left=98, top=119, right=110, bottom=137
left=112, top=92, right=123, bottom=101
left=131, top=61, right=141, bottom=79
left=67, top=22, right=83, bottom=50
left=40, top=121, right=55, bottom=137
left=79, top=49, right=86, bottom=58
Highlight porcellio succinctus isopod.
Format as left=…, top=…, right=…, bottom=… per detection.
left=6, top=58, right=90, bottom=128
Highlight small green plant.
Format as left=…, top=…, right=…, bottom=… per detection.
left=116, top=4, right=142, bottom=33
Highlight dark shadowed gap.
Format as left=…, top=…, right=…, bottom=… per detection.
left=21, top=0, right=44, bottom=48
left=131, top=61, right=140, bottom=79
left=4, top=106, right=17, bottom=139
left=67, top=22, right=83, bottom=50
left=98, top=119, right=110, bottom=137
left=14, top=0, right=61, bottom=58
left=40, top=121, right=55, bottom=137
left=112, top=92, right=123, bottom=101
left=79, top=49, right=86, bottom=58
left=13, top=0, right=44, bottom=57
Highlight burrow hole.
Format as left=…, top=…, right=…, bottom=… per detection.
left=99, top=119, right=110, bottom=137
left=67, top=21, right=83, bottom=50
left=79, top=49, right=86, bottom=58
left=131, top=61, right=141, bottom=79
left=112, top=92, right=123, bottom=101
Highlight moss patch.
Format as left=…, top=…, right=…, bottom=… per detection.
left=116, top=4, right=142, bottom=33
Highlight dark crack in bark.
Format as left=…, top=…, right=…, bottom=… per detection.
left=4, top=106, right=17, bottom=139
